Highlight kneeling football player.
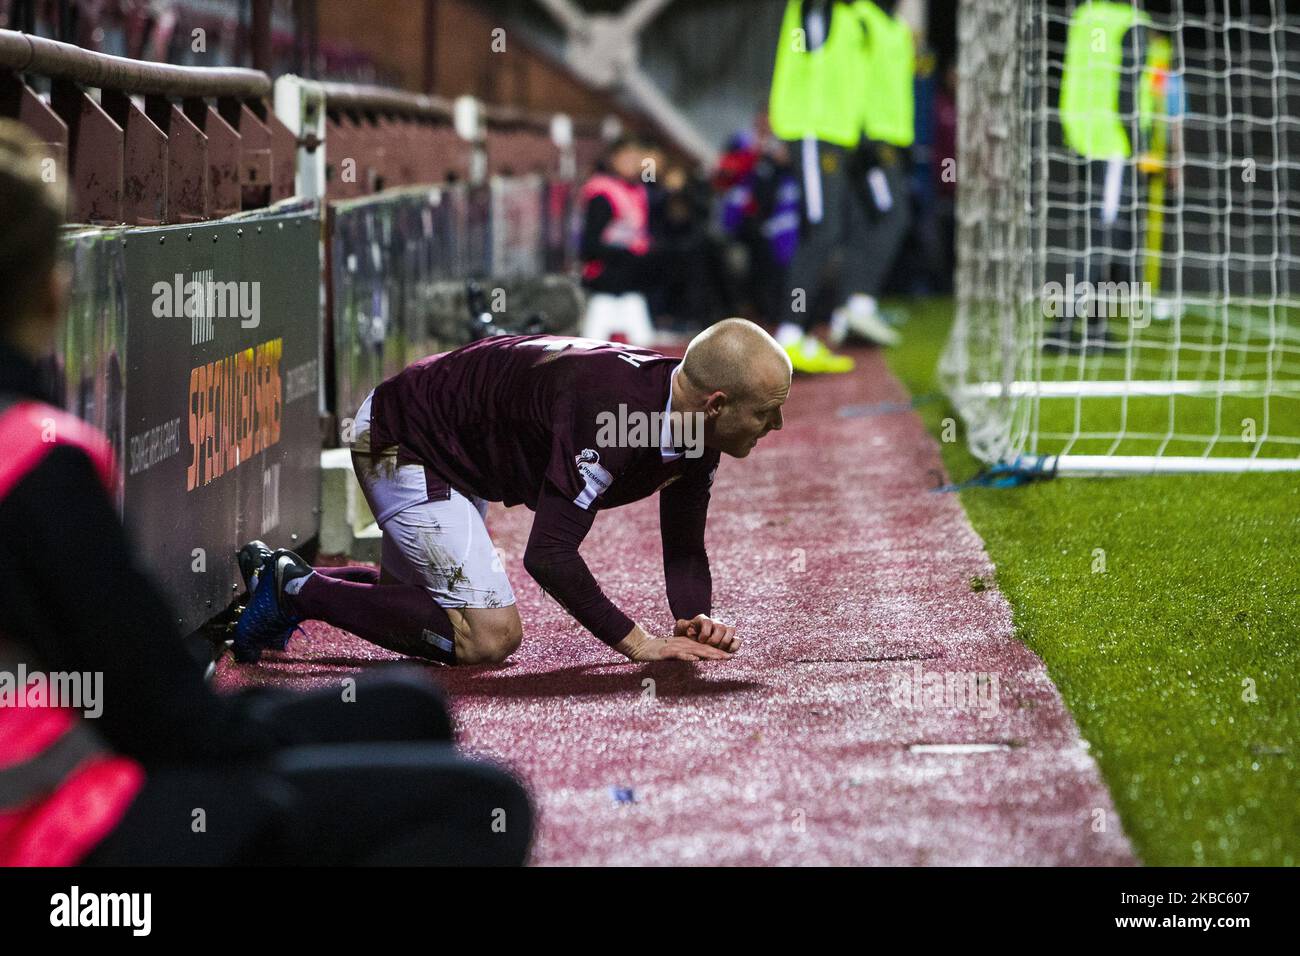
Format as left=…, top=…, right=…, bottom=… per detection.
left=234, top=318, right=791, bottom=665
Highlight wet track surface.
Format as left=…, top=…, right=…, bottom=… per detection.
left=218, top=346, right=1135, bottom=865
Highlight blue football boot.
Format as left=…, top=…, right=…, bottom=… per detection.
left=232, top=549, right=312, bottom=662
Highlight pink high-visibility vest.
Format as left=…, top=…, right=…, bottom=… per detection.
left=579, top=173, right=650, bottom=280
left=0, top=399, right=143, bottom=866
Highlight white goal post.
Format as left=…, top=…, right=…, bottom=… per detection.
left=942, top=0, right=1300, bottom=474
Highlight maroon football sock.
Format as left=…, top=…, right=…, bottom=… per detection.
left=313, top=565, right=381, bottom=584
left=290, top=573, right=457, bottom=664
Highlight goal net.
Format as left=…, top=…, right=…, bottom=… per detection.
left=943, top=0, right=1300, bottom=474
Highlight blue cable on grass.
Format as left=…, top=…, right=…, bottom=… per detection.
left=837, top=393, right=942, bottom=418
left=934, top=454, right=1059, bottom=492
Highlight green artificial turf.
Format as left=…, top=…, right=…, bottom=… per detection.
left=883, top=297, right=1300, bottom=866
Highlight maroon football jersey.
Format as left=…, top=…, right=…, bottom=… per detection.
left=367, top=334, right=720, bottom=512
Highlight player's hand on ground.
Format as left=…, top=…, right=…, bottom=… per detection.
left=675, top=615, right=740, bottom=653
left=640, top=635, right=733, bottom=662
left=614, top=624, right=733, bottom=662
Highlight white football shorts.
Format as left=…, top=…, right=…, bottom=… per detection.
left=350, top=390, right=516, bottom=610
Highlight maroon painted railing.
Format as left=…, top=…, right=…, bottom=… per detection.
left=305, top=79, right=606, bottom=199
left=312, top=80, right=468, bottom=197
left=0, top=28, right=295, bottom=224
left=1, top=28, right=613, bottom=220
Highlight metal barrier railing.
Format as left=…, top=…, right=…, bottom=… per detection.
left=274, top=74, right=608, bottom=202
left=277, top=77, right=470, bottom=200
left=482, top=103, right=604, bottom=181
left=2, top=28, right=615, bottom=222
left=0, top=28, right=295, bottom=225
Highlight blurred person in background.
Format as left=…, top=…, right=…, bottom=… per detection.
left=1049, top=1, right=1173, bottom=351
left=0, top=120, right=531, bottom=867
left=833, top=0, right=915, bottom=345
left=715, top=130, right=764, bottom=320
left=578, top=135, right=656, bottom=346
left=716, top=118, right=802, bottom=325
left=921, top=57, right=958, bottom=295
left=768, top=0, right=914, bottom=374
left=655, top=163, right=735, bottom=331
left=882, top=42, right=937, bottom=298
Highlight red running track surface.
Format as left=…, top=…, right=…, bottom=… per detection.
left=217, top=347, right=1135, bottom=865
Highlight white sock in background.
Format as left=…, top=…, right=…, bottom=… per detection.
left=775, top=322, right=803, bottom=347
left=829, top=310, right=849, bottom=343
left=835, top=292, right=900, bottom=346
left=847, top=293, right=878, bottom=319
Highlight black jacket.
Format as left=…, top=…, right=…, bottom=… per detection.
left=0, top=338, right=282, bottom=766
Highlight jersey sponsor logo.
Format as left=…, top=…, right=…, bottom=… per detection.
left=574, top=448, right=614, bottom=509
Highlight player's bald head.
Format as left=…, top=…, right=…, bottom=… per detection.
left=681, top=318, right=792, bottom=400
